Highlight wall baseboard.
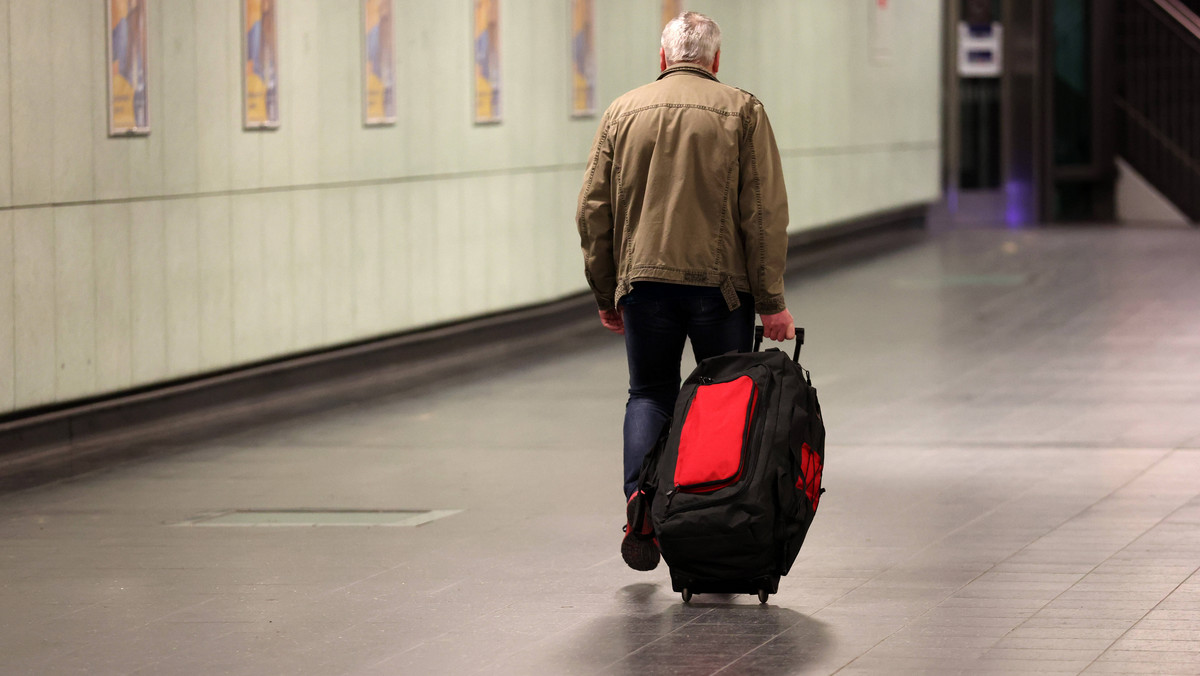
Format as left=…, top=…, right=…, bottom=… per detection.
left=0, top=204, right=929, bottom=488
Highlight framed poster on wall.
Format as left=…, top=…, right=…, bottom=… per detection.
left=473, top=0, right=501, bottom=124
left=570, top=0, right=595, bottom=118
left=243, top=0, right=280, bottom=129
left=662, top=0, right=682, bottom=26
left=363, top=0, right=397, bottom=125
left=107, top=0, right=150, bottom=136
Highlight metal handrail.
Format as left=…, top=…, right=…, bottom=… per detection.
left=1149, top=0, right=1200, bottom=44
left=1115, top=0, right=1200, bottom=223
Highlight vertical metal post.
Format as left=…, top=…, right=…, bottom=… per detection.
left=944, top=0, right=962, bottom=215
left=1091, top=0, right=1118, bottom=220
left=1002, top=0, right=1045, bottom=224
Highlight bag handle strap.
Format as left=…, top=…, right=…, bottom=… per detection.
left=754, top=326, right=805, bottom=363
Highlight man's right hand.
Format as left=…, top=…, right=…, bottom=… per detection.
left=759, top=309, right=795, bottom=342
left=599, top=308, right=625, bottom=335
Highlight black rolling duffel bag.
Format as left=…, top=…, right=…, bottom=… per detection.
left=646, top=327, right=825, bottom=604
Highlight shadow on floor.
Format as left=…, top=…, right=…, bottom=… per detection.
left=559, top=583, right=832, bottom=675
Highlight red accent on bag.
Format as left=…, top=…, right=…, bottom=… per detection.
left=797, top=442, right=823, bottom=509
left=675, top=376, right=758, bottom=491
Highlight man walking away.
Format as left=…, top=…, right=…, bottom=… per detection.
left=576, top=12, right=795, bottom=571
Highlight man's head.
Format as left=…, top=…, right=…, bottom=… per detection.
left=660, top=12, right=721, bottom=73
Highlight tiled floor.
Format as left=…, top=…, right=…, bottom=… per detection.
left=3, top=224, right=1200, bottom=675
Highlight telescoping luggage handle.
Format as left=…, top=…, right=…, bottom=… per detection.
left=754, top=325, right=804, bottom=362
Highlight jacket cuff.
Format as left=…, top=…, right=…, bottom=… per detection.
left=754, top=295, right=787, bottom=315
left=594, top=294, right=616, bottom=312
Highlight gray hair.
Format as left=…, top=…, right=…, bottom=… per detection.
left=661, top=12, right=721, bottom=66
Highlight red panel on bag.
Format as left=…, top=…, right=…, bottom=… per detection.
left=796, top=442, right=824, bottom=509
left=675, top=376, right=757, bottom=490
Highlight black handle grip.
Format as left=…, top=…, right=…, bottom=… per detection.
left=755, top=325, right=806, bottom=363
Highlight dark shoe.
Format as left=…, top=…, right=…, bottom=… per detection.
left=621, top=492, right=660, bottom=571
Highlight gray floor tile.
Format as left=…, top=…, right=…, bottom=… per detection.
left=5, top=226, right=1200, bottom=674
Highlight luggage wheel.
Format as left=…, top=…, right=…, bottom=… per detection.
left=681, top=588, right=692, bottom=603
left=757, top=589, right=769, bottom=604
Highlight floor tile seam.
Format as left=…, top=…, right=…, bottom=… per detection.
left=832, top=446, right=1182, bottom=666
left=993, top=449, right=1200, bottom=670
left=454, top=613, right=597, bottom=676
left=361, top=628, right=453, bottom=671
left=1083, top=537, right=1200, bottom=667
left=706, top=616, right=828, bottom=676
left=827, top=442, right=1177, bottom=452
left=597, top=607, right=717, bottom=672
left=815, top=461, right=1102, bottom=672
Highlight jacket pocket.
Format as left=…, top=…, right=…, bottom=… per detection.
left=674, top=375, right=758, bottom=493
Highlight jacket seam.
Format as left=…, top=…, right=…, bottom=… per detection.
left=608, top=102, right=740, bottom=124
left=746, top=113, right=767, bottom=302
left=713, top=158, right=737, bottom=272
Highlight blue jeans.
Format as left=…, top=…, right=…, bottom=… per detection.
left=620, top=284, right=755, bottom=498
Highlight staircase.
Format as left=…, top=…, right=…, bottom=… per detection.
left=1115, top=0, right=1200, bottom=223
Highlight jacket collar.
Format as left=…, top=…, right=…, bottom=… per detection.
left=656, top=63, right=720, bottom=83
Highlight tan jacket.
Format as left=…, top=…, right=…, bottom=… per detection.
left=576, top=64, right=790, bottom=313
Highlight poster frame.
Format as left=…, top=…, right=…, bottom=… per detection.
left=242, top=0, right=281, bottom=130
left=363, top=0, right=398, bottom=126
left=106, top=0, right=151, bottom=137
left=570, top=0, right=596, bottom=119
left=473, top=0, right=502, bottom=125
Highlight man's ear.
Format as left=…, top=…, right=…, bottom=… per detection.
left=660, top=48, right=667, bottom=72
left=711, top=50, right=720, bottom=74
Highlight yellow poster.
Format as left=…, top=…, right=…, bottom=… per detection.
left=474, top=0, right=501, bottom=123
left=571, top=0, right=595, bottom=117
left=244, top=0, right=280, bottom=129
left=107, top=0, right=149, bottom=135
left=364, top=0, right=396, bottom=125
left=662, top=0, right=682, bottom=27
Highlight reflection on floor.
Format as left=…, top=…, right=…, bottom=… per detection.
left=3, top=223, right=1200, bottom=675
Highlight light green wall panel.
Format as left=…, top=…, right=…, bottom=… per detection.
left=291, top=191, right=325, bottom=348
left=434, top=181, right=464, bottom=319
left=379, top=185, right=409, bottom=329
left=0, top=0, right=942, bottom=415
left=0, top=0, right=12, bottom=208
left=351, top=186, right=385, bottom=336
left=195, top=195, right=233, bottom=371
left=460, top=176, right=489, bottom=318
left=93, top=204, right=133, bottom=392
left=404, top=181, right=438, bottom=328
left=0, top=212, right=14, bottom=410
left=51, top=2, right=97, bottom=204
left=129, top=202, right=167, bottom=383
left=230, top=195, right=267, bottom=363
left=54, top=206, right=96, bottom=401
left=508, top=173, right=539, bottom=307
left=164, top=198, right=201, bottom=378
left=260, top=191, right=296, bottom=352
left=319, top=188, right=355, bottom=345
left=12, top=209, right=55, bottom=409
left=10, top=0, right=54, bottom=206
left=194, top=0, right=236, bottom=193
left=161, top=0, right=200, bottom=196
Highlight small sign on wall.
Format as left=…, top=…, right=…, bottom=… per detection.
left=957, top=22, right=1003, bottom=77
left=107, top=0, right=150, bottom=136
left=363, top=0, right=397, bottom=126
left=243, top=0, right=280, bottom=129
